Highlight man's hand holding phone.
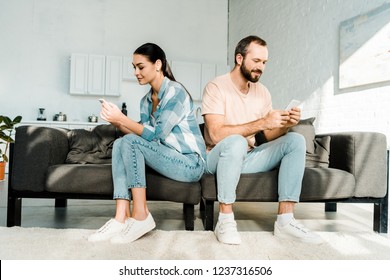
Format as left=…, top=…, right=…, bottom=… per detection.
left=285, top=99, right=301, bottom=111
left=284, top=99, right=301, bottom=127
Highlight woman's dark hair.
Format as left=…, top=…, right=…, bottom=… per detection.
left=133, top=43, right=176, bottom=81
left=134, top=42, right=194, bottom=101
left=234, top=35, right=267, bottom=65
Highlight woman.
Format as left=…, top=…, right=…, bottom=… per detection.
left=88, top=43, right=206, bottom=244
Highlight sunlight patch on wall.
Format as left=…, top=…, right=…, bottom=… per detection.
left=339, top=3, right=390, bottom=89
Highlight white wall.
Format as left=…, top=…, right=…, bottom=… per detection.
left=0, top=0, right=228, bottom=122
left=229, top=0, right=390, bottom=147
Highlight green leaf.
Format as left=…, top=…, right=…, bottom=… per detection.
left=12, top=115, right=22, bottom=124
left=2, top=116, right=11, bottom=126
left=0, top=134, right=13, bottom=143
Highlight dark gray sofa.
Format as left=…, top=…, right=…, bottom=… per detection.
left=7, top=125, right=200, bottom=230
left=7, top=123, right=389, bottom=234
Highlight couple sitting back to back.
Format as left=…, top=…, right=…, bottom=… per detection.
left=88, top=36, right=322, bottom=245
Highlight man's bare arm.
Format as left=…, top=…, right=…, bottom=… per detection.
left=204, top=110, right=291, bottom=145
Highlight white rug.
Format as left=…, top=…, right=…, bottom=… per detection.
left=1, top=227, right=390, bottom=260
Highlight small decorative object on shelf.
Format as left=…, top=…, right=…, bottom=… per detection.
left=0, top=115, right=22, bottom=180
left=121, top=102, right=127, bottom=116
left=53, top=112, right=67, bottom=121
left=37, top=108, right=46, bottom=121
left=88, top=114, right=98, bottom=123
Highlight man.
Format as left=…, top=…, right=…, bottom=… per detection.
left=201, top=35, right=322, bottom=245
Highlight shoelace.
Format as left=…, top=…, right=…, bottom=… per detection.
left=288, top=220, right=309, bottom=234
left=97, top=219, right=115, bottom=233
left=121, top=219, right=136, bottom=235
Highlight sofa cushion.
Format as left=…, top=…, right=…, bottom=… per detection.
left=201, top=168, right=355, bottom=202
left=45, top=165, right=201, bottom=204
left=289, top=117, right=316, bottom=154
left=300, top=168, right=355, bottom=200
left=306, top=135, right=331, bottom=168
left=66, top=124, right=117, bottom=164
left=46, top=164, right=114, bottom=195
left=290, top=117, right=331, bottom=168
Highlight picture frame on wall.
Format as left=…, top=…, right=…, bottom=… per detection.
left=339, top=3, right=390, bottom=89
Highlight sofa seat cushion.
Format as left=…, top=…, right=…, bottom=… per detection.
left=201, top=170, right=279, bottom=201
left=201, top=168, right=355, bottom=202
left=45, top=164, right=201, bottom=204
left=46, top=164, right=113, bottom=195
left=300, top=168, right=355, bottom=200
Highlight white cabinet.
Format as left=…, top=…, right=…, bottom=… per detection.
left=171, top=61, right=229, bottom=101
left=69, top=54, right=88, bottom=94
left=70, top=54, right=122, bottom=96
left=171, top=61, right=202, bottom=100
left=87, top=55, right=106, bottom=95
left=105, top=56, right=123, bottom=96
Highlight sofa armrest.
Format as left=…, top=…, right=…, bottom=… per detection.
left=10, top=126, right=69, bottom=192
left=318, top=131, right=387, bottom=197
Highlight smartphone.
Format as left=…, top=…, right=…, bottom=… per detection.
left=285, top=99, right=301, bottom=111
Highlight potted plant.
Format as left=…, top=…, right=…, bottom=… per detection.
left=0, top=115, right=22, bottom=180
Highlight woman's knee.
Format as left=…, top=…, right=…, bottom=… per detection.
left=122, top=133, right=141, bottom=143
left=120, top=134, right=143, bottom=149
left=113, top=138, right=123, bottom=153
left=113, top=134, right=144, bottom=157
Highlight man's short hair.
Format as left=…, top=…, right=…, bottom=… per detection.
left=234, top=35, right=267, bottom=65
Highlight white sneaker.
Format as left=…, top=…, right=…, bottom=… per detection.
left=111, top=213, right=156, bottom=244
left=88, top=218, right=127, bottom=242
left=214, top=219, right=241, bottom=245
left=274, top=218, right=323, bottom=244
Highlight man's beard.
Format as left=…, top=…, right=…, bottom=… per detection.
left=240, top=61, right=262, bottom=83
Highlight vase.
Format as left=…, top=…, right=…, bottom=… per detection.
left=0, top=162, right=5, bottom=181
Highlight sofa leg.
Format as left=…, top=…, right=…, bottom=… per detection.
left=55, top=198, right=67, bottom=207
left=199, top=198, right=205, bottom=212
left=374, top=151, right=389, bottom=233
left=374, top=202, right=388, bottom=233
left=7, top=196, right=22, bottom=227
left=325, top=202, right=337, bottom=212
left=183, top=203, right=195, bottom=231
left=202, top=199, right=215, bottom=231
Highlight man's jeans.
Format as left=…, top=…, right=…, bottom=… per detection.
left=205, top=132, right=306, bottom=204
left=112, top=134, right=205, bottom=200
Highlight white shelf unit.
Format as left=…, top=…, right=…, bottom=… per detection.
left=19, top=121, right=107, bottom=131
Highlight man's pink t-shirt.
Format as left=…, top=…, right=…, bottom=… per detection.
left=202, top=73, right=272, bottom=151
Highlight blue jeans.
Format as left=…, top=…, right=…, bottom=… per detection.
left=205, top=132, right=306, bottom=204
left=112, top=134, right=205, bottom=200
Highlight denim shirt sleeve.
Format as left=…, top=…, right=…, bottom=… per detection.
left=140, top=86, right=187, bottom=142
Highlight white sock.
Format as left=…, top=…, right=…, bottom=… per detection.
left=276, top=213, right=294, bottom=226
left=218, top=212, right=234, bottom=222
